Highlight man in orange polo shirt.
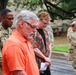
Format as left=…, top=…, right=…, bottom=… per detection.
left=2, top=9, right=40, bottom=75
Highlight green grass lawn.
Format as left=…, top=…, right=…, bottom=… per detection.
left=52, top=45, right=69, bottom=53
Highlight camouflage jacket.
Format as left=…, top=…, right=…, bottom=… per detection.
left=0, top=24, right=12, bottom=66
left=45, top=25, right=54, bottom=46
left=67, top=27, right=76, bottom=49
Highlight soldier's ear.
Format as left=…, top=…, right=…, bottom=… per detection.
left=0, top=16, right=3, bottom=20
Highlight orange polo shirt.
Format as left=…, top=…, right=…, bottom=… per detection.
left=2, top=29, right=39, bottom=75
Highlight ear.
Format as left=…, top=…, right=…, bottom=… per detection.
left=19, top=21, right=24, bottom=28
left=0, top=16, right=4, bottom=21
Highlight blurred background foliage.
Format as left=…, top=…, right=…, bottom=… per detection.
left=0, top=0, right=76, bottom=21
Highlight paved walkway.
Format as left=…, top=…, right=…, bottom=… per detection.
left=0, top=52, right=76, bottom=75
left=51, top=52, right=76, bottom=75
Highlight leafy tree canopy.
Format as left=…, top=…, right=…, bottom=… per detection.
left=0, top=0, right=76, bottom=21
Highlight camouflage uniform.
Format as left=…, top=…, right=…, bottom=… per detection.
left=0, top=23, right=12, bottom=68
left=67, top=27, right=76, bottom=69
left=45, top=25, right=54, bottom=46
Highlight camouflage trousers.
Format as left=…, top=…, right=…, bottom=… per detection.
left=68, top=49, right=74, bottom=61
left=72, top=47, right=76, bottom=69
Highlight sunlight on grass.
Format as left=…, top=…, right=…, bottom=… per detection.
left=52, top=45, right=69, bottom=53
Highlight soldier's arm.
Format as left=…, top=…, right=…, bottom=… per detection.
left=0, top=31, right=3, bottom=50
left=0, top=38, right=3, bottom=50
left=67, top=28, right=72, bottom=44
left=0, top=38, right=1, bottom=49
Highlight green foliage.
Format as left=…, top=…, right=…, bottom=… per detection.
left=4, top=0, right=76, bottom=19
left=61, top=0, right=76, bottom=11
left=7, top=2, right=14, bottom=6
left=47, top=0, right=76, bottom=19
left=53, top=45, right=69, bottom=53
left=7, top=0, right=43, bottom=10
left=30, top=0, right=40, bottom=5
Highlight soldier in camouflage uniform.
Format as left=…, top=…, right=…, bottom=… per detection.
left=67, top=21, right=76, bottom=71
left=45, top=24, right=54, bottom=46
left=0, top=9, right=14, bottom=69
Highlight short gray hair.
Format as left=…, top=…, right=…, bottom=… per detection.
left=16, top=9, right=39, bottom=26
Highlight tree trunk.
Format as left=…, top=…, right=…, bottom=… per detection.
left=0, top=0, right=8, bottom=11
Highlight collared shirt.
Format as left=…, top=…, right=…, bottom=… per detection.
left=2, top=29, right=39, bottom=75
left=31, top=29, right=50, bottom=68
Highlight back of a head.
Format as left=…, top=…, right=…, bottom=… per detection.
left=16, top=9, right=39, bottom=25
left=0, top=9, right=12, bottom=17
left=38, top=11, right=49, bottom=20
left=71, top=21, right=76, bottom=27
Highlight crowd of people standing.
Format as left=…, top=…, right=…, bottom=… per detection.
left=0, top=8, right=76, bottom=75
left=0, top=9, right=54, bottom=75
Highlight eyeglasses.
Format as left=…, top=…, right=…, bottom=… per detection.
left=24, top=21, right=38, bottom=29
